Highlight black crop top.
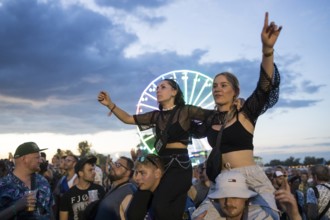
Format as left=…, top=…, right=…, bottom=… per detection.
left=133, top=105, right=209, bottom=145
left=195, top=64, right=280, bottom=153
left=206, top=114, right=254, bottom=153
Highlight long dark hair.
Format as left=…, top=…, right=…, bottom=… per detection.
left=158, top=79, right=185, bottom=110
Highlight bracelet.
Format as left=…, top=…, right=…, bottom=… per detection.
left=108, top=104, right=116, bottom=116
left=110, top=104, right=116, bottom=112
left=263, top=49, right=274, bottom=57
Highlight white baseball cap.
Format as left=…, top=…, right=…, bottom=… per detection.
left=208, top=171, right=257, bottom=199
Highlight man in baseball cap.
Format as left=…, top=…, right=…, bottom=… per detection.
left=0, top=142, right=53, bottom=220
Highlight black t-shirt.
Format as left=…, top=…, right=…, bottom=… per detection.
left=60, top=183, right=105, bottom=220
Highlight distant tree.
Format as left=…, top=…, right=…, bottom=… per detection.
left=65, top=150, right=74, bottom=156
left=268, top=159, right=282, bottom=166
left=303, top=156, right=326, bottom=165
left=94, top=153, right=107, bottom=166
left=284, top=156, right=301, bottom=166
left=57, top=148, right=64, bottom=157
left=78, top=141, right=92, bottom=157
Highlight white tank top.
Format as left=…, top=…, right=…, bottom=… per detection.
left=67, top=173, right=77, bottom=188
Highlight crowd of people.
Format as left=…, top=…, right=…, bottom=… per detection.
left=0, top=12, right=329, bottom=220
left=0, top=143, right=329, bottom=220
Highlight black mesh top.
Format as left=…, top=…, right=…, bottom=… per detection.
left=133, top=105, right=211, bottom=145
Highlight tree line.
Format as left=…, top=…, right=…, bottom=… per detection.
left=265, top=156, right=329, bottom=167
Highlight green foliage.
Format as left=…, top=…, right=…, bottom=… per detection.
left=265, top=156, right=328, bottom=166
left=78, top=141, right=91, bottom=157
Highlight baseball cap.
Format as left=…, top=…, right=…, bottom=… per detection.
left=75, top=156, right=97, bottom=174
left=273, top=170, right=284, bottom=178
left=14, top=142, right=47, bottom=158
left=208, top=171, right=257, bottom=199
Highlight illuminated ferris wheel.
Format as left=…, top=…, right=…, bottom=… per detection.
left=135, top=70, right=214, bottom=158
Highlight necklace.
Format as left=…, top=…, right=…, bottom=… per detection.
left=162, top=105, right=176, bottom=111
left=217, top=111, right=228, bottom=125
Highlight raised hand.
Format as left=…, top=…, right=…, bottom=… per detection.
left=261, top=12, right=282, bottom=49
left=98, top=91, right=112, bottom=107
left=274, top=179, right=302, bottom=220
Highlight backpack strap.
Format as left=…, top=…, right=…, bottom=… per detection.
left=312, top=186, right=319, bottom=199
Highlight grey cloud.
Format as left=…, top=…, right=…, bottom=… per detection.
left=0, top=0, right=324, bottom=134
left=276, top=99, right=321, bottom=108
left=301, top=80, right=326, bottom=93
left=95, top=0, right=173, bottom=10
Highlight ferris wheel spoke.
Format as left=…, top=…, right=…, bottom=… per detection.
left=196, top=92, right=213, bottom=107
left=138, top=103, right=159, bottom=111
left=143, top=92, right=157, bottom=102
left=188, top=74, right=199, bottom=104
left=192, top=80, right=211, bottom=106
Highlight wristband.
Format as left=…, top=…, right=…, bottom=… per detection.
left=108, top=104, right=116, bottom=116
left=263, top=49, right=274, bottom=57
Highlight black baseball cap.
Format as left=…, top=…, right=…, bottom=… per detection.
left=75, top=156, right=97, bottom=174
left=14, top=142, right=47, bottom=158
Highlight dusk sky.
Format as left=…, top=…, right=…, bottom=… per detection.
left=1, top=0, right=329, bottom=163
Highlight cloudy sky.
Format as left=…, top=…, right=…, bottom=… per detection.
left=1, top=0, right=329, bottom=163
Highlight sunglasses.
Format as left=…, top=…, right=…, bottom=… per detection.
left=137, top=155, right=159, bottom=168
left=113, top=161, right=129, bottom=170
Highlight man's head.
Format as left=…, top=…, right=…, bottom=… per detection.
left=208, top=171, right=257, bottom=219
left=311, top=164, right=330, bottom=184
left=300, top=170, right=309, bottom=184
left=52, top=154, right=60, bottom=168
left=133, top=154, right=164, bottom=192
left=273, top=170, right=285, bottom=187
left=75, top=156, right=97, bottom=183
left=197, top=162, right=209, bottom=183
left=59, top=155, right=67, bottom=170
left=109, top=156, right=134, bottom=182
left=14, top=142, right=47, bottom=173
left=64, top=154, right=78, bottom=172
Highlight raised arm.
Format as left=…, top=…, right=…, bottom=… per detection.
left=261, top=12, right=282, bottom=77
left=274, top=179, right=302, bottom=220
left=98, top=91, right=136, bottom=124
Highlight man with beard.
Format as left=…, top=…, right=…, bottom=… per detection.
left=0, top=142, right=54, bottom=220
left=59, top=155, right=105, bottom=220
left=94, top=156, right=136, bottom=220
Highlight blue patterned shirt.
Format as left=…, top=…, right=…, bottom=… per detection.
left=0, top=172, right=54, bottom=220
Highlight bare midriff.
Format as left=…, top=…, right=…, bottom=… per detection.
left=166, top=142, right=187, bottom=149
left=222, top=150, right=256, bottom=168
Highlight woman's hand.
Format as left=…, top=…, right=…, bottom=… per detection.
left=98, top=91, right=113, bottom=108
left=261, top=12, right=282, bottom=51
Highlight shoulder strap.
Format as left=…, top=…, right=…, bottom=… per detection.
left=321, top=183, right=330, bottom=190
left=312, top=186, right=319, bottom=199
left=215, top=122, right=226, bottom=149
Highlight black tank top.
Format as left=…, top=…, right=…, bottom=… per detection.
left=207, top=114, right=253, bottom=153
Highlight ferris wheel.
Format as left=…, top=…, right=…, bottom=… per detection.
left=135, top=70, right=214, bottom=161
